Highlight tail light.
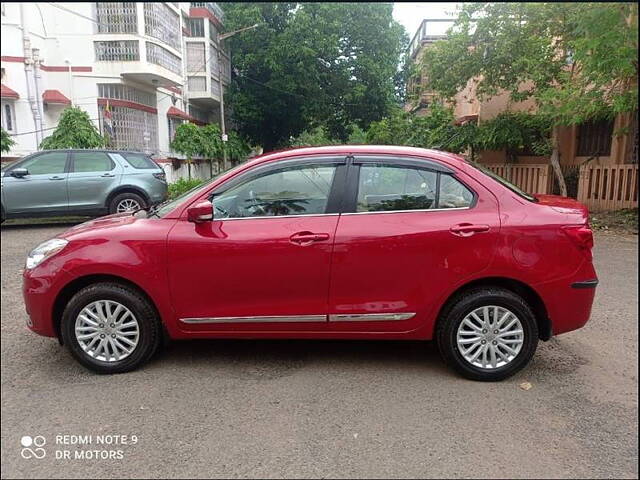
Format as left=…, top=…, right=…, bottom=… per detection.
left=562, top=225, right=594, bottom=255
left=153, top=172, right=166, bottom=182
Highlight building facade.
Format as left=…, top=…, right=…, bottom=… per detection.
left=405, top=18, right=638, bottom=168
left=1, top=2, right=231, bottom=172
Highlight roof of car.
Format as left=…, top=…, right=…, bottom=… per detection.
left=35, top=149, right=151, bottom=155
left=246, top=145, right=468, bottom=169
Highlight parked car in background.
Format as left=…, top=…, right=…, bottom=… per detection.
left=1, top=150, right=167, bottom=222
left=21, top=145, right=597, bottom=380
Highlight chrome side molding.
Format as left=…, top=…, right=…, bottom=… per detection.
left=179, top=313, right=416, bottom=324
left=329, top=313, right=415, bottom=322
left=180, top=315, right=326, bottom=324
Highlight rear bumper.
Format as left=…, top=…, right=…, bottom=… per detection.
left=148, top=179, right=168, bottom=204
left=538, top=268, right=598, bottom=336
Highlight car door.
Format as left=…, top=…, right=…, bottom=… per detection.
left=327, top=156, right=500, bottom=334
left=167, top=157, right=347, bottom=333
left=1, top=151, right=70, bottom=214
left=67, top=151, right=122, bottom=212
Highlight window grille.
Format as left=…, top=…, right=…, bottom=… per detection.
left=187, top=76, right=207, bottom=92
left=185, top=18, right=205, bottom=37
left=209, top=22, right=218, bottom=43
left=96, top=3, right=138, bottom=34
left=146, top=42, right=182, bottom=75
left=188, top=105, right=208, bottom=123
left=100, top=105, right=159, bottom=154
left=98, top=84, right=156, bottom=107
left=168, top=116, right=184, bottom=142
left=186, top=42, right=206, bottom=72
left=221, top=55, right=231, bottom=82
left=577, top=119, right=614, bottom=156
left=210, top=77, right=220, bottom=97
left=209, top=48, right=219, bottom=72
left=95, top=40, right=140, bottom=62
left=144, top=3, right=181, bottom=50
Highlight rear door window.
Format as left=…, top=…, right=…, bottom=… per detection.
left=438, top=174, right=474, bottom=208
left=356, top=164, right=438, bottom=212
left=72, top=152, right=114, bottom=173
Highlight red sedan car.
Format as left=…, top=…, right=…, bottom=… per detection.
left=22, top=146, right=597, bottom=380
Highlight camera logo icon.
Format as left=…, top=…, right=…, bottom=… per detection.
left=20, top=435, right=46, bottom=459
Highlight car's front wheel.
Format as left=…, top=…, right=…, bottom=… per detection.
left=436, top=287, right=539, bottom=381
left=60, top=282, right=162, bottom=374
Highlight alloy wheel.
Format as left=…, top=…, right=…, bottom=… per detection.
left=456, top=305, right=524, bottom=369
left=74, top=300, right=140, bottom=362
left=116, top=199, right=141, bottom=213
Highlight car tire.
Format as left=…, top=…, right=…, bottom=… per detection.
left=109, top=192, right=146, bottom=214
left=60, top=282, right=162, bottom=374
left=436, top=287, right=539, bottom=381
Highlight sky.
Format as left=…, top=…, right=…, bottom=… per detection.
left=392, top=2, right=460, bottom=40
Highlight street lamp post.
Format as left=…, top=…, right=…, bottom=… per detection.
left=217, top=23, right=259, bottom=171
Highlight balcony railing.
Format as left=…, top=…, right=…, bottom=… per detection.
left=98, top=84, right=156, bottom=107
left=191, top=2, right=225, bottom=22
left=408, top=19, right=453, bottom=58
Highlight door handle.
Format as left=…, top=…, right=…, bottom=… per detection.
left=450, top=223, right=490, bottom=237
left=289, top=231, right=330, bottom=245
left=49, top=176, right=65, bottom=181
left=101, top=173, right=116, bottom=177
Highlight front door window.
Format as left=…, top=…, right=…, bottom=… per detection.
left=213, top=164, right=337, bottom=219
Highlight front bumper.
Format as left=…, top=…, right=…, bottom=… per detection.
left=22, top=263, right=73, bottom=338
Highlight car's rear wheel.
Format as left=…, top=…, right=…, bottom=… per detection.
left=436, top=287, right=538, bottom=381
left=109, top=192, right=146, bottom=214
left=60, top=282, right=161, bottom=374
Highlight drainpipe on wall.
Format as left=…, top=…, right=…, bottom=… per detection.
left=19, top=3, right=43, bottom=148
left=32, top=48, right=45, bottom=143
left=65, top=59, right=74, bottom=105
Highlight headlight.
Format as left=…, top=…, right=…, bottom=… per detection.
left=25, top=238, right=68, bottom=269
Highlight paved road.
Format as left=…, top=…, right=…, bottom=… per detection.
left=1, top=222, right=637, bottom=479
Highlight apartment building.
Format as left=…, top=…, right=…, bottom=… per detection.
left=405, top=18, right=638, bottom=168
left=0, top=2, right=231, bottom=163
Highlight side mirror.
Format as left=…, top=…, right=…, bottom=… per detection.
left=187, top=200, right=213, bottom=223
left=11, top=168, right=29, bottom=178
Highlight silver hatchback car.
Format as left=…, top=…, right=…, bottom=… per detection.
left=1, top=149, right=167, bottom=221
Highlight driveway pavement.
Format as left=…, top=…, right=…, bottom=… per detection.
left=1, top=222, right=637, bottom=479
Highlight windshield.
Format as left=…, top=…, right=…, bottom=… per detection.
left=154, top=174, right=222, bottom=217
left=468, top=161, right=537, bottom=202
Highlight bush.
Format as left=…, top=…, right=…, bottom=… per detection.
left=168, top=178, right=203, bottom=199
left=39, top=107, right=106, bottom=150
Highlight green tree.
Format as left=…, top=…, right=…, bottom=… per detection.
left=225, top=130, right=251, bottom=163
left=421, top=2, right=638, bottom=195
left=223, top=2, right=407, bottom=151
left=170, top=122, right=206, bottom=180
left=289, top=126, right=339, bottom=147
left=476, top=112, right=552, bottom=162
left=39, top=107, right=106, bottom=150
left=201, top=123, right=224, bottom=177
left=366, top=104, right=477, bottom=154
left=1, top=127, right=15, bottom=153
